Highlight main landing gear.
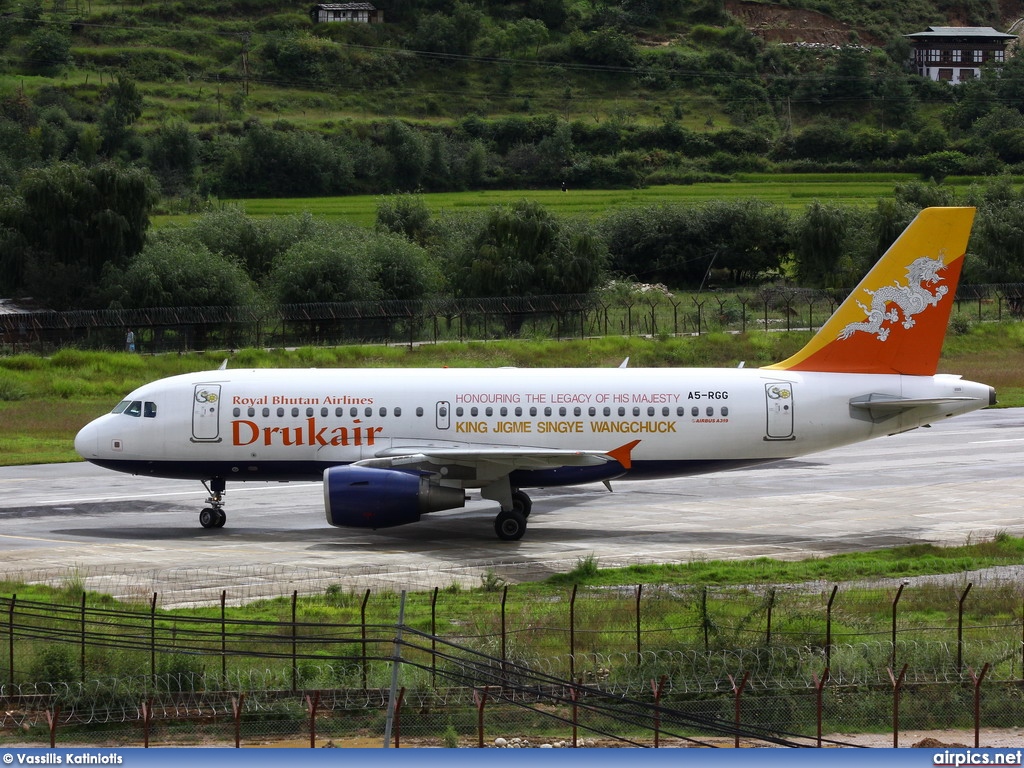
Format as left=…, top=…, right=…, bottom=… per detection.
left=199, top=478, right=227, bottom=529
left=492, top=488, right=532, bottom=542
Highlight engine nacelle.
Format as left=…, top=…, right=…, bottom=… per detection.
left=323, top=465, right=466, bottom=529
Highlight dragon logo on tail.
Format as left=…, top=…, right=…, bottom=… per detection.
left=838, top=254, right=949, bottom=342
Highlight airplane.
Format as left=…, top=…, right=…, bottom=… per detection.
left=74, top=207, right=995, bottom=541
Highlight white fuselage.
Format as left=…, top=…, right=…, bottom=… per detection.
left=74, top=366, right=993, bottom=486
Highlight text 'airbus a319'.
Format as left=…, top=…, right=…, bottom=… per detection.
left=75, top=207, right=995, bottom=541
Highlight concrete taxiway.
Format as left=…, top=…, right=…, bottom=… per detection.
left=0, top=407, right=1022, bottom=604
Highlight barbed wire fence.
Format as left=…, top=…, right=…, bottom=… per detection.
left=1, top=285, right=1019, bottom=355
left=1, top=575, right=1023, bottom=747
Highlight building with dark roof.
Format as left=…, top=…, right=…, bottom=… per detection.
left=310, top=3, right=384, bottom=23
left=905, top=26, right=1015, bottom=84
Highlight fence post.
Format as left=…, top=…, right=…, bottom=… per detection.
left=958, top=583, right=973, bottom=672
left=569, top=584, right=577, bottom=681
left=45, top=706, right=60, bottom=748
left=729, top=671, right=750, bottom=748
left=142, top=699, right=152, bottom=748
left=651, top=675, right=666, bottom=748
left=383, top=590, right=407, bottom=749
left=635, top=585, right=642, bottom=662
left=474, top=686, right=489, bottom=748
left=80, top=591, right=86, bottom=684
left=888, top=663, right=908, bottom=748
left=220, top=590, right=227, bottom=685
left=812, top=668, right=828, bottom=747
left=764, top=588, right=775, bottom=646
left=571, top=680, right=580, bottom=748
left=306, top=692, right=320, bottom=749
left=825, top=585, right=837, bottom=676
left=969, top=663, right=990, bottom=748
left=431, top=587, right=438, bottom=686
left=500, top=585, right=508, bottom=688
left=394, top=687, right=405, bottom=748
left=232, top=694, right=244, bottom=748
left=7, top=594, right=14, bottom=685
left=891, top=583, right=905, bottom=669
left=361, top=588, right=370, bottom=690
left=149, top=592, right=157, bottom=688
left=291, top=590, right=298, bottom=693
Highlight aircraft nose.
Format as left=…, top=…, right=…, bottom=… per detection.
left=74, top=420, right=98, bottom=459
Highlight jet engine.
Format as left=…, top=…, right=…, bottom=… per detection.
left=323, top=466, right=466, bottom=529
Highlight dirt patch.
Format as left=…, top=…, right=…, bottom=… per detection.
left=724, top=0, right=880, bottom=46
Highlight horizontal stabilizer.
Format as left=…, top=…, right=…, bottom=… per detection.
left=849, top=392, right=982, bottom=422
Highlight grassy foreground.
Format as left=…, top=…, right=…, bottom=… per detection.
left=0, top=322, right=1021, bottom=466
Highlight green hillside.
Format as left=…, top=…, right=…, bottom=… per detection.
left=6, top=0, right=1024, bottom=313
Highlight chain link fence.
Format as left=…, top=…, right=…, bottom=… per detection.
left=1, top=285, right=1019, bottom=355
left=2, top=574, right=1023, bottom=747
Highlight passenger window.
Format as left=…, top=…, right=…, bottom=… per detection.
left=574, top=407, right=581, bottom=417
left=588, top=407, right=596, bottom=416
left=395, top=407, right=402, bottom=417
left=125, top=401, right=142, bottom=417
left=379, top=407, right=387, bottom=417
left=500, top=407, right=508, bottom=417
left=721, top=407, right=729, bottom=417
left=530, top=407, right=537, bottom=417
left=485, top=407, right=493, bottom=417
left=248, top=407, right=255, bottom=417
left=632, top=407, right=640, bottom=417
left=291, top=407, right=299, bottom=417
left=648, top=407, right=655, bottom=417
left=677, top=407, right=685, bottom=417
left=263, top=408, right=270, bottom=417
left=144, top=402, right=157, bottom=418
left=603, top=407, right=611, bottom=416
left=618, top=407, right=625, bottom=417
left=277, top=407, right=284, bottom=417
left=365, top=407, right=372, bottom=417
left=321, top=407, right=329, bottom=417
left=336, top=407, right=343, bottom=417
left=691, top=407, right=699, bottom=417
left=306, top=407, right=314, bottom=417
left=416, top=407, right=424, bottom=417
left=456, top=407, right=464, bottom=417
left=515, top=407, right=522, bottom=417
left=232, top=407, right=240, bottom=417
left=706, top=407, right=714, bottom=417
left=350, top=407, right=358, bottom=418
left=544, top=407, right=552, bottom=417
left=471, top=407, right=479, bottom=417
left=662, top=407, right=669, bottom=417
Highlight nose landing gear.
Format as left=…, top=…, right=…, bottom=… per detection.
left=200, top=478, right=227, bottom=528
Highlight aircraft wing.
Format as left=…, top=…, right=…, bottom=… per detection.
left=354, top=441, right=639, bottom=480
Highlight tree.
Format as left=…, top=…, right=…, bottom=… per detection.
left=22, top=28, right=71, bottom=75
left=791, top=202, right=853, bottom=288
left=106, top=238, right=258, bottom=309
left=376, top=194, right=432, bottom=245
left=452, top=200, right=606, bottom=297
left=3, top=162, right=158, bottom=307
left=145, top=120, right=200, bottom=194
left=268, top=229, right=378, bottom=305
left=100, top=76, right=143, bottom=155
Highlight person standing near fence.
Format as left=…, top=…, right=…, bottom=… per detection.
left=125, top=328, right=135, bottom=353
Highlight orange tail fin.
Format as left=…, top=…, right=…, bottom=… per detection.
left=764, top=207, right=975, bottom=376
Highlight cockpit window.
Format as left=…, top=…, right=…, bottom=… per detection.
left=144, top=401, right=157, bottom=418
left=124, top=400, right=143, bottom=417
